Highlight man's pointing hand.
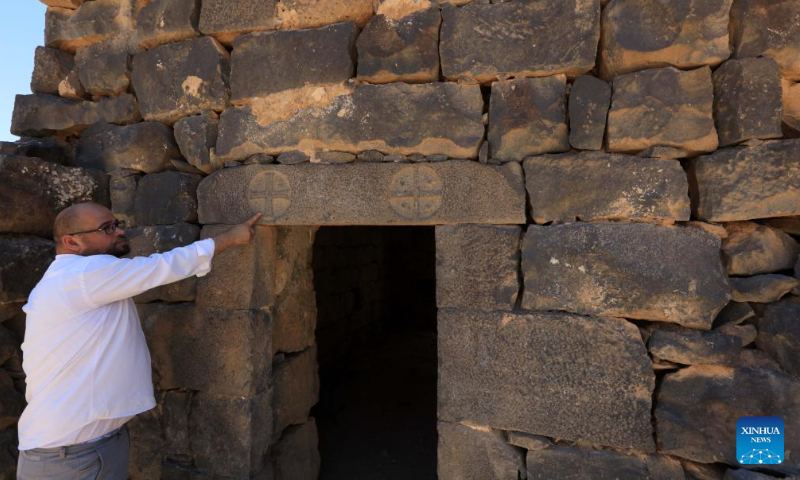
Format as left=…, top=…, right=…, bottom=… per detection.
left=213, top=212, right=262, bottom=256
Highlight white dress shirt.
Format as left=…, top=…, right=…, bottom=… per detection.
left=19, top=239, right=215, bottom=450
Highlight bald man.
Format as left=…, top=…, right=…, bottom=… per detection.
left=16, top=202, right=261, bottom=480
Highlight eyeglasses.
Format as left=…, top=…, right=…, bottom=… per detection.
left=68, top=220, right=126, bottom=236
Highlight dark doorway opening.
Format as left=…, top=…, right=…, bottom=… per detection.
left=311, top=226, right=437, bottom=480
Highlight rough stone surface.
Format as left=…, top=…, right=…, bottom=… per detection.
left=0, top=236, right=54, bottom=305
left=712, top=57, right=783, bottom=147
left=439, top=0, right=599, bottom=83
left=524, top=152, right=690, bottom=224
left=231, top=23, right=356, bottom=103
left=713, top=301, right=755, bottom=327
left=607, top=66, right=718, bottom=155
left=724, top=469, right=781, bottom=480
left=59, top=69, right=87, bottom=100
left=109, top=173, right=139, bottom=227
left=197, top=224, right=277, bottom=310
left=45, top=0, right=134, bottom=53
left=0, top=154, right=109, bottom=237
left=31, top=46, right=74, bottom=94
left=437, top=422, right=525, bottom=480
left=137, top=0, right=200, bottom=49
left=599, top=0, right=733, bottom=79
left=783, top=78, right=800, bottom=133
left=138, top=303, right=271, bottom=396
left=730, top=0, right=800, bottom=81
left=197, top=162, right=525, bottom=226
left=527, top=447, right=686, bottom=480
left=272, top=226, right=317, bottom=355
left=41, top=0, right=87, bottom=8
left=506, top=432, right=552, bottom=451
left=722, top=222, right=799, bottom=276
left=272, top=346, right=319, bottom=440
left=648, top=326, right=757, bottom=367
left=356, top=7, right=440, bottom=84
left=131, top=36, right=230, bottom=124
left=271, top=419, right=320, bottom=480
left=198, top=0, right=278, bottom=45
left=215, top=83, right=484, bottom=161
left=76, top=122, right=180, bottom=174
left=757, top=300, right=800, bottom=376
left=74, top=38, right=133, bottom=96
left=762, top=217, right=800, bottom=236
left=124, top=223, right=200, bottom=303
left=730, top=274, right=798, bottom=303
left=134, top=171, right=201, bottom=225
left=655, top=365, right=800, bottom=473
left=568, top=75, right=611, bottom=150
left=11, top=93, right=140, bottom=137
left=521, top=223, right=731, bottom=329
left=688, top=140, right=800, bottom=222
left=173, top=113, right=219, bottom=175
left=275, top=0, right=374, bottom=30
left=488, top=76, right=569, bottom=162
left=0, top=137, right=68, bottom=165
left=435, top=225, right=520, bottom=311
left=439, top=309, right=655, bottom=451
left=190, top=391, right=272, bottom=478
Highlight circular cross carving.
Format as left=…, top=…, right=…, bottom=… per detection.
left=247, top=170, right=291, bottom=221
left=388, top=165, right=443, bottom=220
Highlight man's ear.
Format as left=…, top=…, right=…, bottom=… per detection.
left=62, top=235, right=82, bottom=253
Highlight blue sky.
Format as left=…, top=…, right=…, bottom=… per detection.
left=0, top=2, right=47, bottom=142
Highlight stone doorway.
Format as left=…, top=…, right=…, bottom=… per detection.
left=311, top=226, right=438, bottom=480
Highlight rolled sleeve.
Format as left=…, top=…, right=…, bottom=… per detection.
left=193, top=238, right=215, bottom=278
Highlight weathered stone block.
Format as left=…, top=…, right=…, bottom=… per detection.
left=127, top=407, right=165, bottom=480
left=137, top=0, right=200, bottom=50
left=607, top=66, right=718, bottom=155
left=688, top=140, right=800, bottom=222
left=40, top=0, right=86, bottom=8
left=568, top=75, right=611, bottom=150
left=438, top=309, right=655, bottom=451
left=131, top=36, right=230, bottom=124
left=11, top=93, right=141, bottom=137
left=272, top=346, right=319, bottom=440
left=731, top=0, right=800, bottom=81
left=110, top=173, right=140, bottom=227
left=197, top=224, right=278, bottom=310
left=231, top=22, right=356, bottom=103
left=523, top=152, right=690, bottom=224
left=0, top=236, right=54, bottom=305
left=435, top=225, right=520, bottom=311
left=173, top=113, right=219, bottom=174
left=272, top=226, right=317, bottom=355
left=757, top=300, right=800, bottom=377
left=437, top=422, right=524, bottom=480
left=31, top=46, right=74, bottom=94
left=713, top=301, right=754, bottom=327
left=488, top=76, right=568, bottom=162
left=190, top=391, right=272, bottom=478
left=712, top=57, right=783, bottom=147
left=197, top=162, right=525, bottom=226
left=45, top=0, right=134, bottom=53
left=507, top=432, right=552, bottom=451
left=162, top=390, right=191, bottom=459
left=134, top=171, right=201, bottom=225
left=138, top=303, right=271, bottom=396
left=521, top=223, right=730, bottom=329
left=58, top=69, right=87, bottom=100
left=599, top=0, right=733, bottom=79
left=215, top=82, right=483, bottom=161
left=730, top=274, right=798, bottom=303
left=74, top=37, right=134, bottom=97
left=275, top=0, right=374, bottom=30
left=0, top=154, right=109, bottom=237
left=125, top=223, right=199, bottom=303
left=76, top=122, right=180, bottom=174
left=648, top=326, right=756, bottom=367
left=271, top=419, right=320, bottom=480
left=356, top=7, right=440, bottom=84
left=0, top=137, right=68, bottom=165
left=783, top=78, right=800, bottom=133
left=656, top=365, right=800, bottom=473
left=722, top=222, right=798, bottom=276
left=198, top=0, right=278, bottom=45
left=439, top=0, right=599, bottom=83
left=527, top=447, right=685, bottom=480
left=724, top=469, right=781, bottom=480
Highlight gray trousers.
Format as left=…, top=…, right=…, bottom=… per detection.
left=17, top=425, right=130, bottom=480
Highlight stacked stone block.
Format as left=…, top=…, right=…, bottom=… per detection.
left=0, top=0, right=798, bottom=477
